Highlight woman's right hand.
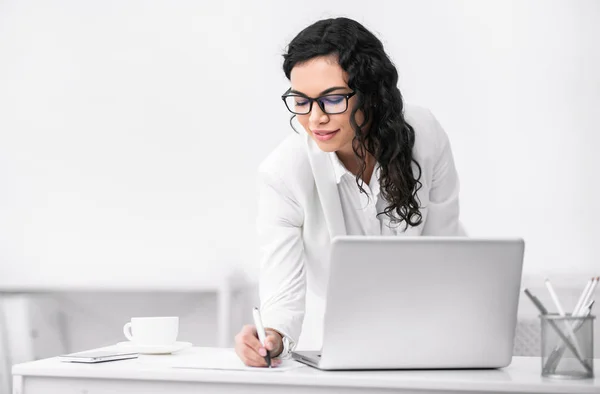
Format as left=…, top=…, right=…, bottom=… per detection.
left=234, top=324, right=283, bottom=367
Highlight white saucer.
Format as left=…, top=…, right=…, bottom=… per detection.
left=115, top=341, right=193, bottom=355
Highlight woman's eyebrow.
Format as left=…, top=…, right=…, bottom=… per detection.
left=289, top=86, right=348, bottom=96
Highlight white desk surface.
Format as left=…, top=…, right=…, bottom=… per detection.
left=12, top=347, right=600, bottom=394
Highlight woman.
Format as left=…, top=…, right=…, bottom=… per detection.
left=235, top=17, right=464, bottom=367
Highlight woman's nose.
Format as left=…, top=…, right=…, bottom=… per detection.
left=309, top=102, right=328, bottom=125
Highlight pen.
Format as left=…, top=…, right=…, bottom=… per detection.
left=578, top=277, right=599, bottom=315
left=252, top=307, right=271, bottom=368
left=571, top=278, right=593, bottom=316
left=523, top=289, right=593, bottom=374
left=587, top=299, right=596, bottom=312
left=544, top=279, right=583, bottom=356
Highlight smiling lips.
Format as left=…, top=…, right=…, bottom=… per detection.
left=313, top=129, right=339, bottom=141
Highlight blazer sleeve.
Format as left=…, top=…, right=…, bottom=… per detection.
left=421, top=110, right=467, bottom=235
left=256, top=169, right=306, bottom=350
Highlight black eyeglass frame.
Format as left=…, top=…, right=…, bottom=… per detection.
left=281, top=89, right=357, bottom=115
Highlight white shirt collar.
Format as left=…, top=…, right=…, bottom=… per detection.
left=329, top=152, right=350, bottom=184
left=371, top=164, right=381, bottom=196
left=329, top=152, right=382, bottom=193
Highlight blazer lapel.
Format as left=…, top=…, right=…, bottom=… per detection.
left=304, top=134, right=347, bottom=239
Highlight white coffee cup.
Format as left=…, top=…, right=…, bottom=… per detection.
left=123, top=316, right=179, bottom=347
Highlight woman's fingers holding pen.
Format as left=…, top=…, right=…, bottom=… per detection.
left=234, top=325, right=262, bottom=366
left=240, top=324, right=262, bottom=350
left=264, top=329, right=283, bottom=357
left=234, top=325, right=281, bottom=367
left=240, top=343, right=269, bottom=366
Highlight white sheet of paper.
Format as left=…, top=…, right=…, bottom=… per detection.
left=170, top=348, right=305, bottom=372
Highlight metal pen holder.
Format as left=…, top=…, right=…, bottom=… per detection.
left=540, top=313, right=595, bottom=379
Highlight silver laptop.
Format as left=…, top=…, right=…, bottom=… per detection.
left=292, top=236, right=525, bottom=370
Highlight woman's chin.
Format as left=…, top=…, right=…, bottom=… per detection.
left=313, top=139, right=338, bottom=152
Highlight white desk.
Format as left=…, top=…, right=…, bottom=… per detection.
left=12, top=347, right=600, bottom=394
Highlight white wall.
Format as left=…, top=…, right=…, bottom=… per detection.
left=1, top=0, right=599, bottom=285
left=0, top=0, right=599, bottom=381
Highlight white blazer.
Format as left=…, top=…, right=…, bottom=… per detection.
left=257, top=105, right=464, bottom=351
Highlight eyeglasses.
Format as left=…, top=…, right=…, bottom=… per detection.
left=281, top=89, right=356, bottom=115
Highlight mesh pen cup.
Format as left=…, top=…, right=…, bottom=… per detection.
left=540, top=314, right=595, bottom=379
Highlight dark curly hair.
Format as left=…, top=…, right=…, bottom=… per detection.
left=282, top=17, right=423, bottom=230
